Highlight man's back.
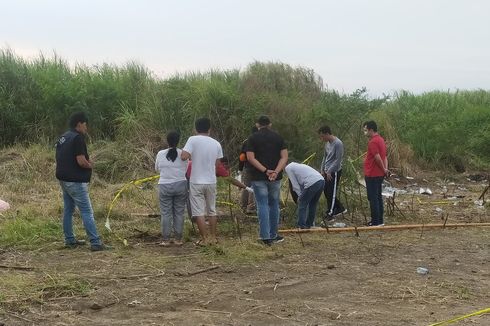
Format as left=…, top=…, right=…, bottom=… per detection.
left=183, top=135, right=223, bottom=184
left=55, top=130, right=91, bottom=183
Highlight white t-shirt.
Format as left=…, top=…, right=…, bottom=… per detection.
left=285, top=162, right=324, bottom=196
left=182, top=135, right=223, bottom=184
left=155, top=148, right=188, bottom=184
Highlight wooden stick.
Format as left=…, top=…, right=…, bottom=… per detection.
left=5, top=311, right=34, bottom=323
left=191, top=308, right=232, bottom=317
left=279, top=222, right=490, bottom=234
left=0, top=264, right=35, bottom=271
left=174, top=265, right=219, bottom=277
left=479, top=185, right=489, bottom=200
left=130, top=213, right=160, bottom=218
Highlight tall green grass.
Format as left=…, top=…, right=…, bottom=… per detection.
left=379, top=90, right=490, bottom=170
left=1, top=48, right=489, bottom=174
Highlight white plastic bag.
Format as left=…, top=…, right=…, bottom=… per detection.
left=0, top=199, right=10, bottom=212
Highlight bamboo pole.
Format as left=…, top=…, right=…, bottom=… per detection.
left=279, top=223, right=490, bottom=234
left=130, top=213, right=160, bottom=218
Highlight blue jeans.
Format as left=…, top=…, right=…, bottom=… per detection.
left=252, top=180, right=281, bottom=240
left=59, top=181, right=101, bottom=245
left=297, top=179, right=325, bottom=228
left=365, top=176, right=384, bottom=225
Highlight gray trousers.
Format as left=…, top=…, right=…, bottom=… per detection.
left=240, top=170, right=256, bottom=211
left=159, top=181, right=188, bottom=240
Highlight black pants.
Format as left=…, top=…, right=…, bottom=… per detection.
left=365, top=176, right=384, bottom=225
left=324, top=170, right=345, bottom=216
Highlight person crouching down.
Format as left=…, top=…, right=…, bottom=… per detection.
left=155, top=131, right=189, bottom=246
left=285, top=162, right=325, bottom=229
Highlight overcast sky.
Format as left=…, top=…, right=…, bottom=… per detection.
left=1, top=0, right=489, bottom=96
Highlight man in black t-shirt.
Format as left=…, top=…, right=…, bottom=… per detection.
left=55, top=111, right=108, bottom=251
left=246, top=116, right=288, bottom=245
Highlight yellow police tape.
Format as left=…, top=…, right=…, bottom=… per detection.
left=428, top=307, right=490, bottom=326
left=105, top=153, right=317, bottom=234
left=216, top=200, right=240, bottom=209
left=301, top=152, right=316, bottom=165
left=105, top=175, right=159, bottom=231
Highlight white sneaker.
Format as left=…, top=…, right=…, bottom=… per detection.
left=333, top=209, right=348, bottom=217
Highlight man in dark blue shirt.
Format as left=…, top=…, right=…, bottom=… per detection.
left=55, top=111, right=108, bottom=251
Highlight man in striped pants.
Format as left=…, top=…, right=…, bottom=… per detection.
left=319, top=126, right=347, bottom=222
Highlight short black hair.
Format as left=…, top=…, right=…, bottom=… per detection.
left=257, top=115, right=271, bottom=126
left=318, top=125, right=332, bottom=135
left=363, top=120, right=378, bottom=132
left=69, top=112, right=88, bottom=129
left=195, top=118, right=211, bottom=133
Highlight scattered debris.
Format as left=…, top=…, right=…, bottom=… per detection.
left=435, top=207, right=443, bottom=213
left=382, top=186, right=407, bottom=197
left=419, top=188, right=433, bottom=195
left=174, top=265, right=220, bottom=277
left=128, top=300, right=142, bottom=307
left=416, top=267, right=429, bottom=275
left=474, top=200, right=484, bottom=207
left=467, top=174, right=487, bottom=182
left=90, top=303, right=104, bottom=310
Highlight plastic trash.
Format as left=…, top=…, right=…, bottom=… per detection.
left=332, top=222, right=346, bottom=228
left=419, top=188, right=433, bottom=195
left=0, top=199, right=10, bottom=212
left=416, top=267, right=429, bottom=275
left=435, top=207, right=443, bottom=213
left=474, top=200, right=484, bottom=207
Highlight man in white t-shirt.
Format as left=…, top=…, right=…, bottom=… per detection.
left=181, top=118, right=223, bottom=245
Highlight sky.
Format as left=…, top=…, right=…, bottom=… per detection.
left=1, top=0, right=489, bottom=96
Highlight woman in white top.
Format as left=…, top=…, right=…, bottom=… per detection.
left=155, top=131, right=188, bottom=246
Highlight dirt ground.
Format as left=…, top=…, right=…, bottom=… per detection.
left=1, top=174, right=489, bottom=326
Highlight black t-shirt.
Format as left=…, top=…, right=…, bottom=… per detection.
left=246, top=128, right=287, bottom=181
left=55, top=130, right=92, bottom=182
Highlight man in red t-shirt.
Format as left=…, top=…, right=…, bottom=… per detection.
left=363, top=120, right=389, bottom=226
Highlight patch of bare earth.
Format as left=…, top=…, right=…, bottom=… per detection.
left=1, top=173, right=488, bottom=325
left=1, top=226, right=489, bottom=326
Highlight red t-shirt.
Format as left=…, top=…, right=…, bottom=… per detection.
left=363, top=134, right=387, bottom=177
left=186, top=160, right=229, bottom=179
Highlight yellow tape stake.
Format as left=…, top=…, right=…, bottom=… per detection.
left=428, top=307, right=490, bottom=326
left=301, top=152, right=316, bottom=165
left=105, top=175, right=159, bottom=231
left=216, top=200, right=240, bottom=209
